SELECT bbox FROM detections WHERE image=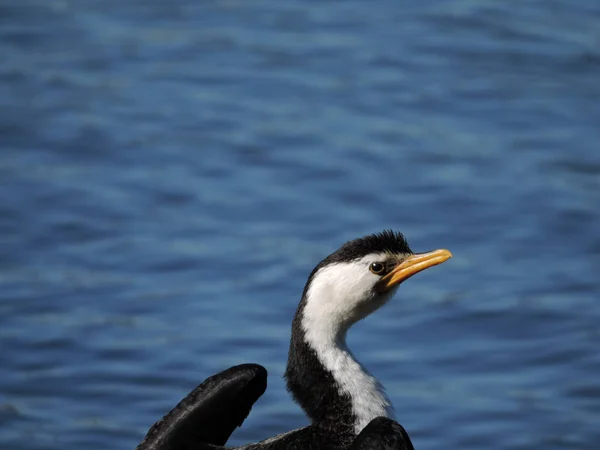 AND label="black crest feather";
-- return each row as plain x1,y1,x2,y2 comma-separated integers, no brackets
331,230,412,261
